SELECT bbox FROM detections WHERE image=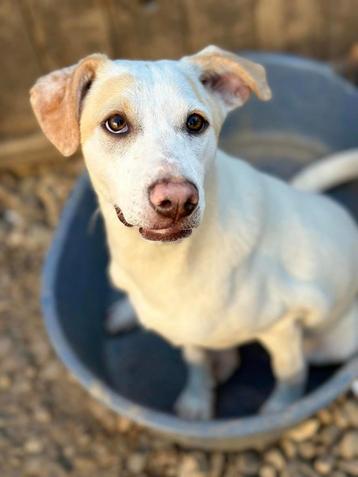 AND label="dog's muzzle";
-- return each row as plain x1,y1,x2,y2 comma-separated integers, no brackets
114,178,199,242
